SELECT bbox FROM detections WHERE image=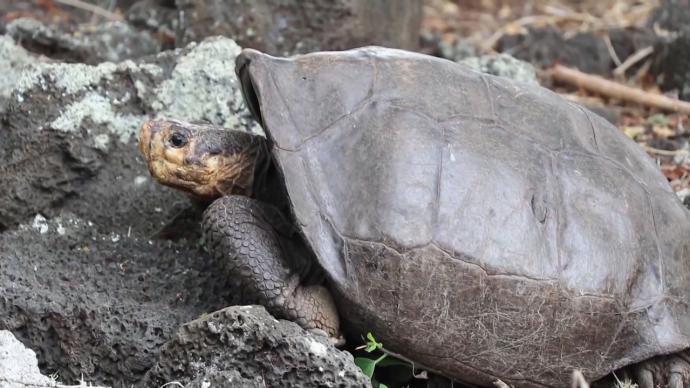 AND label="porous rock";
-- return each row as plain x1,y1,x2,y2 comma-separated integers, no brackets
186,370,264,388
498,26,611,74
129,0,423,56
651,30,690,100
0,35,42,102
6,17,161,64
0,36,259,234
140,305,371,388
0,213,234,386
646,0,690,33
0,330,55,388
